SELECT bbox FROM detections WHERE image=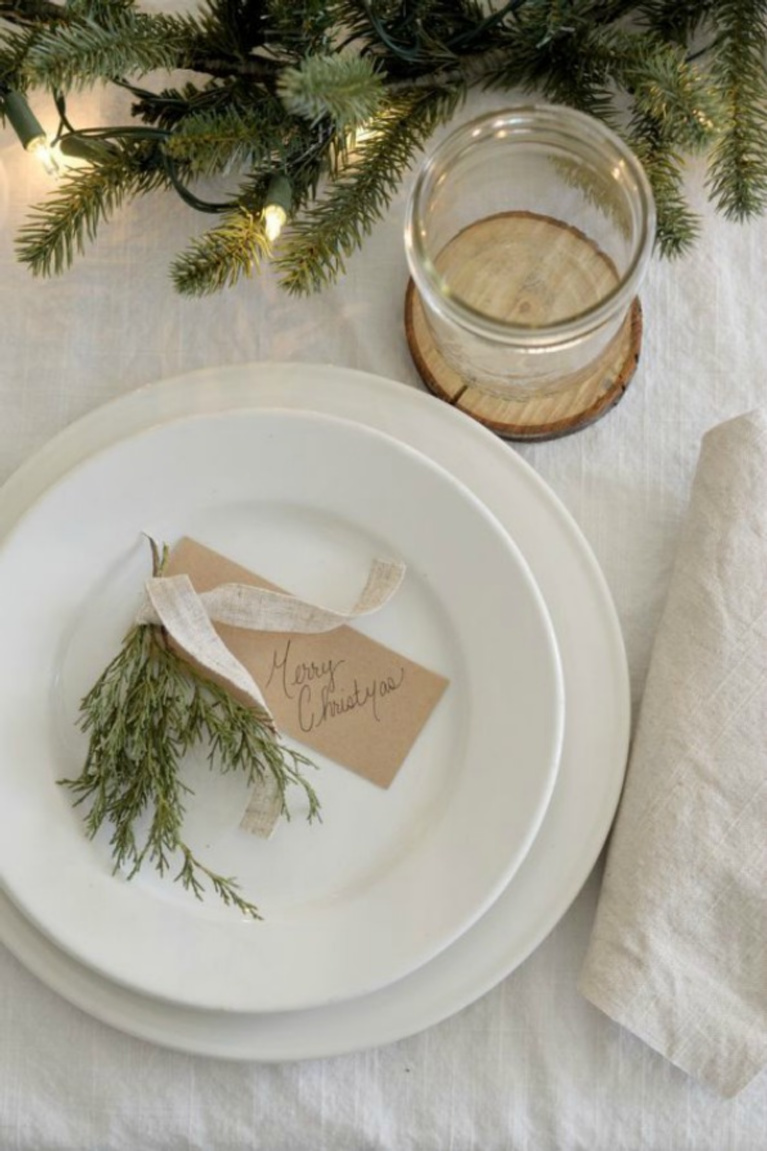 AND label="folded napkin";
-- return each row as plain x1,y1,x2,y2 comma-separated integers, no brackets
579,408,767,1098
